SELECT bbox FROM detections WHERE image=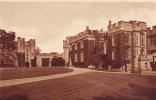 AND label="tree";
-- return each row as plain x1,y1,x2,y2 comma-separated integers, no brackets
0,30,16,66
51,57,65,66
